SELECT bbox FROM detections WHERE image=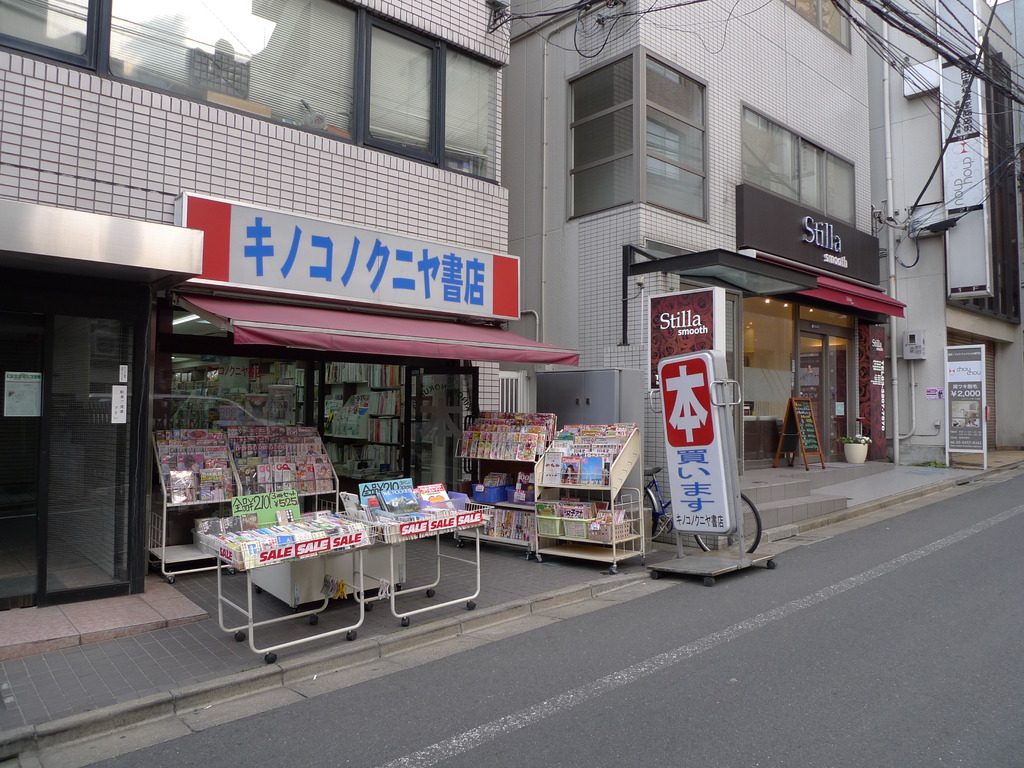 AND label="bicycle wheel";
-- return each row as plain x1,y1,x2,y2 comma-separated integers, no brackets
692,492,762,554
645,487,673,538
